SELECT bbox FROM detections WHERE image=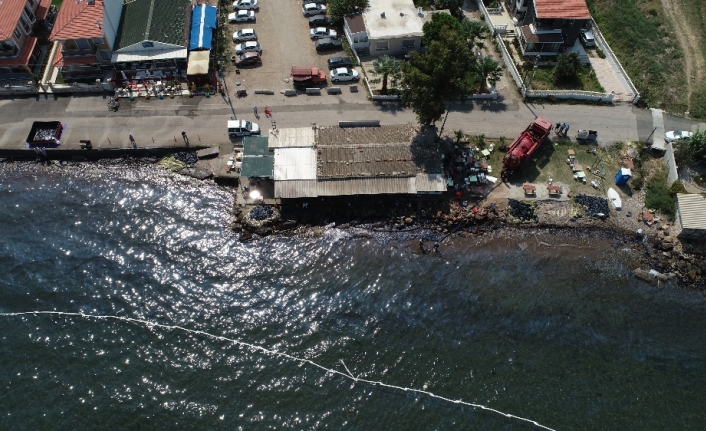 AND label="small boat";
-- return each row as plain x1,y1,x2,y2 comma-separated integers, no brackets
607,188,621,210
